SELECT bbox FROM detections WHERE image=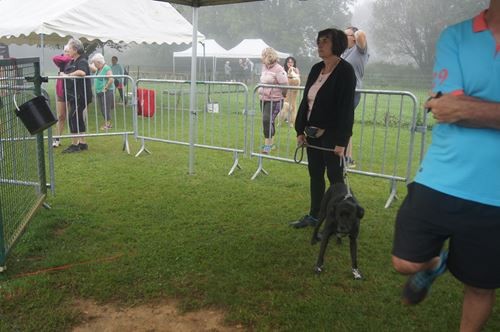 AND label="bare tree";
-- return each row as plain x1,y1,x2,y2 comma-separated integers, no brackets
372,0,488,72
